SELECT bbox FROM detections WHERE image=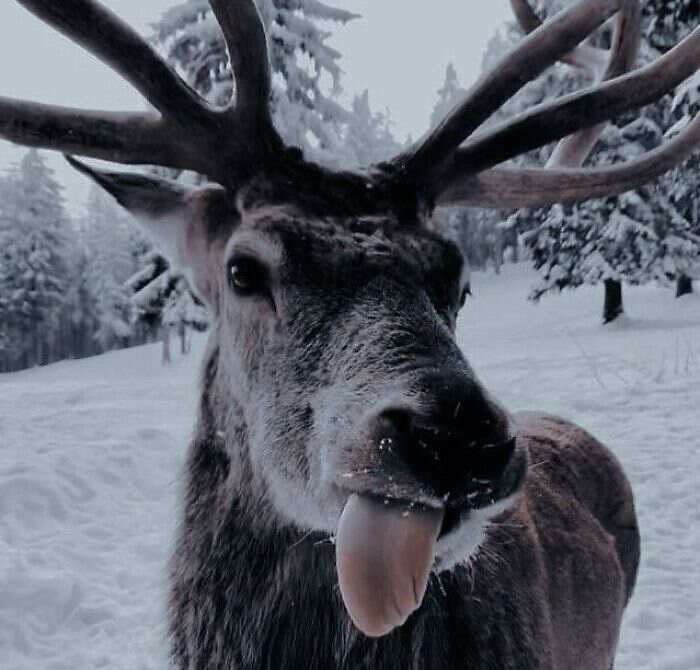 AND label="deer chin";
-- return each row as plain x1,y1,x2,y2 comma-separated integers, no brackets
335,493,444,637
